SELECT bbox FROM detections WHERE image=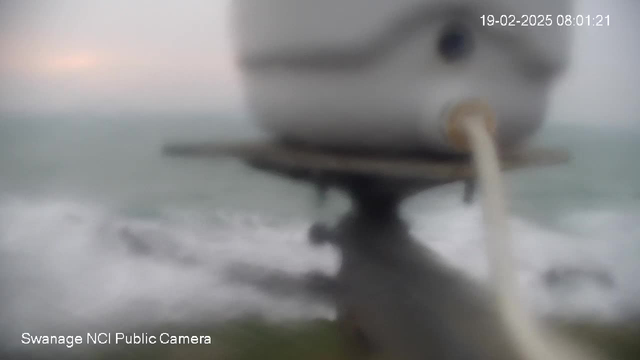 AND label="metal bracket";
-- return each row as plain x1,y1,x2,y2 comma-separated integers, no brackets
463,178,476,205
